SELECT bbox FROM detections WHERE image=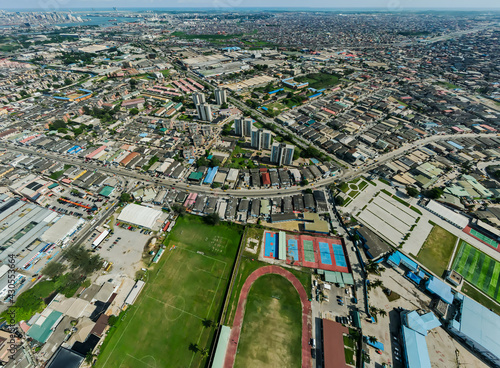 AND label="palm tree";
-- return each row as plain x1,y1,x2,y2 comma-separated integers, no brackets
365,261,380,275
202,319,213,328
378,309,387,318
85,352,94,364
200,348,209,359
368,335,378,344
370,306,378,317
188,343,199,353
